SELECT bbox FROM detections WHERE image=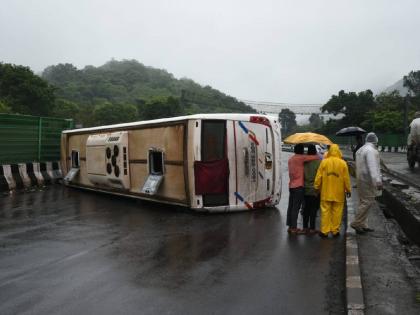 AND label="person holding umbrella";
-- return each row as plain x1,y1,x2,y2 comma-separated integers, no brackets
336,126,366,161
352,134,364,161
286,143,321,234
283,133,333,234
303,144,322,234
